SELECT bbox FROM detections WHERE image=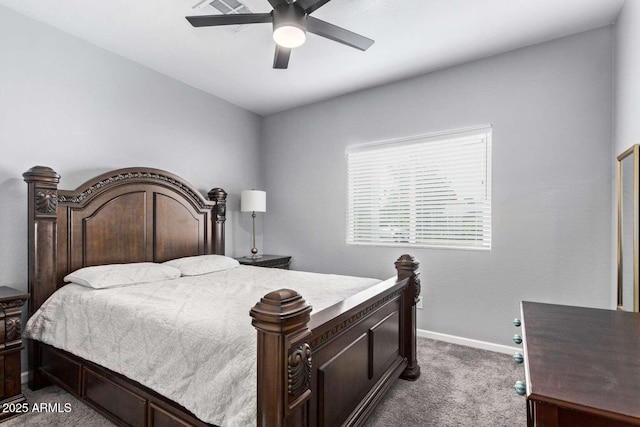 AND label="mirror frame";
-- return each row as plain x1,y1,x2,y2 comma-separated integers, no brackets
617,144,640,312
